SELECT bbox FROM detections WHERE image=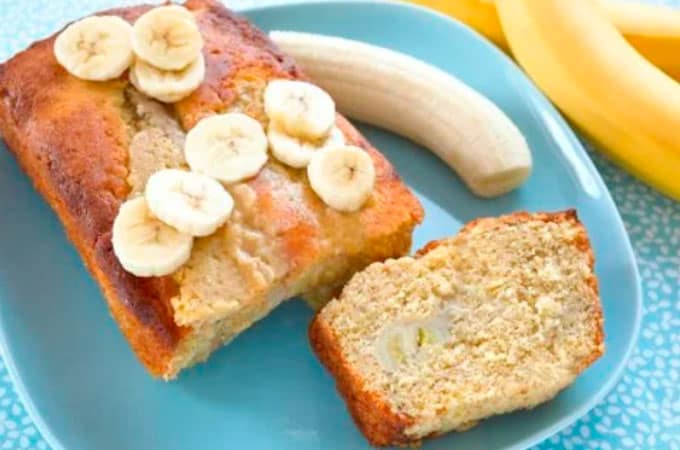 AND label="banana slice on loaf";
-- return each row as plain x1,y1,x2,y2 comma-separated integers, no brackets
310,210,604,447
53,15,133,81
